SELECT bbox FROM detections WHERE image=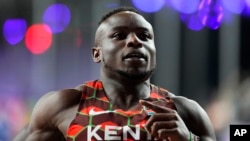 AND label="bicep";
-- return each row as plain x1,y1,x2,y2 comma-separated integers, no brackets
13,125,28,141
173,97,216,140
193,103,216,141
14,92,64,141
13,100,48,141
13,125,65,141
26,129,65,141
189,101,215,139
